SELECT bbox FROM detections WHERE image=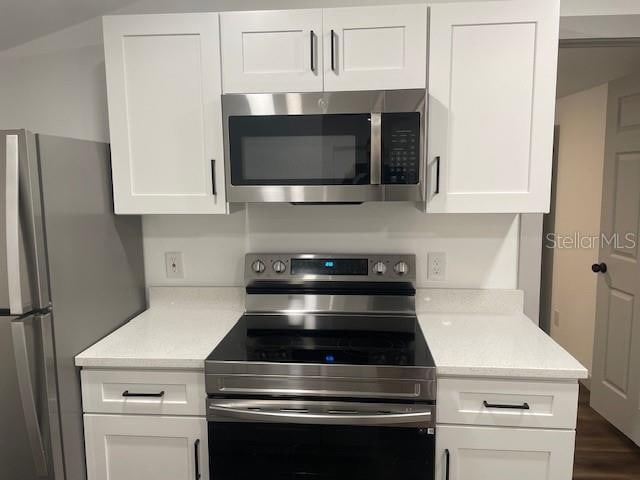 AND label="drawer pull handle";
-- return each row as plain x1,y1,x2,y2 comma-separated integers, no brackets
122,390,165,398
483,400,530,410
